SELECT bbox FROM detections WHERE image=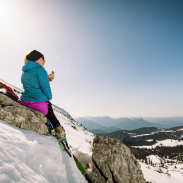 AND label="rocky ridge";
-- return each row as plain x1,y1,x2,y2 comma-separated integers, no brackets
86,135,146,183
